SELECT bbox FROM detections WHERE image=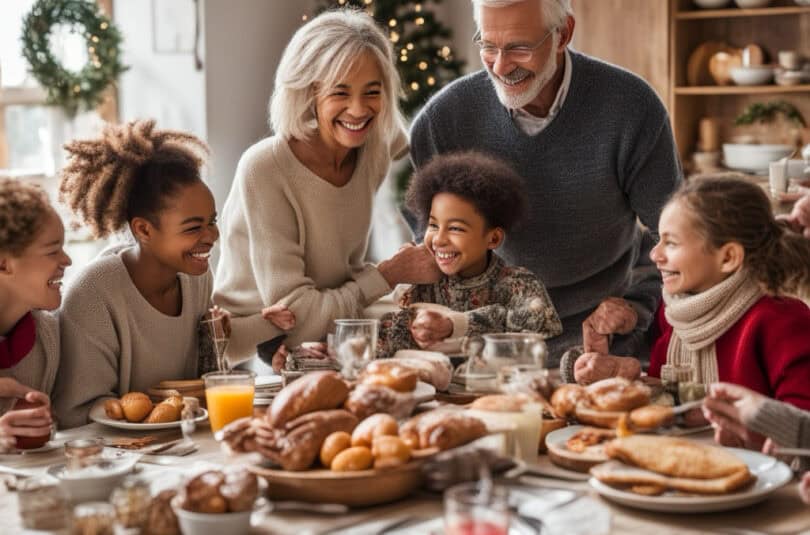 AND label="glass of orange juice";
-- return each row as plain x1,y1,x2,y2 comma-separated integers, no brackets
203,370,256,432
